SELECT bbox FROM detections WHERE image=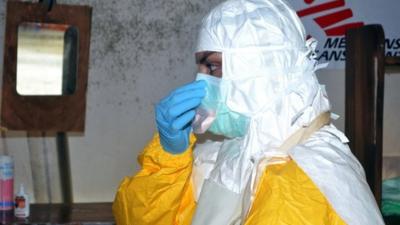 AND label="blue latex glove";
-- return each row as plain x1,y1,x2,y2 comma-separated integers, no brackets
155,80,206,154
